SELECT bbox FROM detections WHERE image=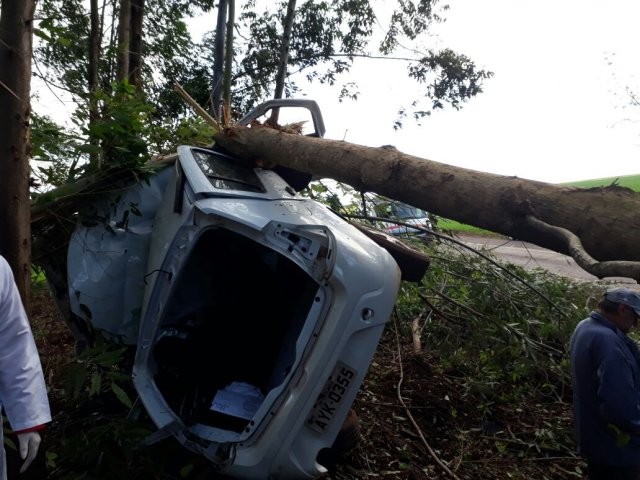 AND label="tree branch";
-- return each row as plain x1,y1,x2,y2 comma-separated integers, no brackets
0,79,22,101
525,215,640,282
343,214,566,316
